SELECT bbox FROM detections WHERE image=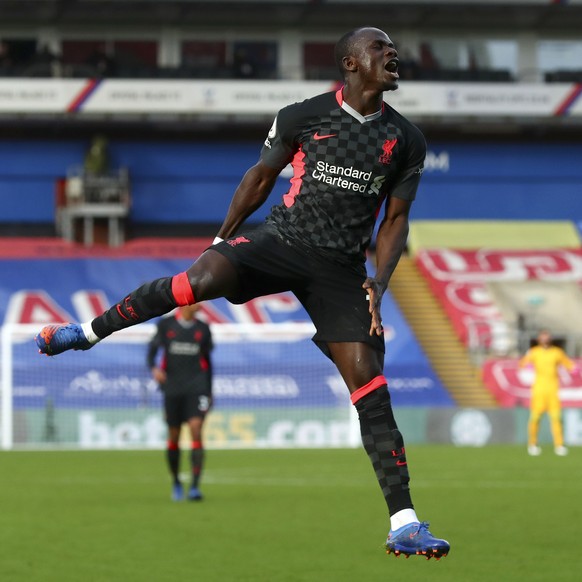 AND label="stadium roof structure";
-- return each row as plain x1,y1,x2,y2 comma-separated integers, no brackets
1,0,582,31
